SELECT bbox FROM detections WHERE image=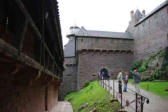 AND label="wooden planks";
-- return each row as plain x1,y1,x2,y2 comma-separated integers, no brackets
0,38,60,79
